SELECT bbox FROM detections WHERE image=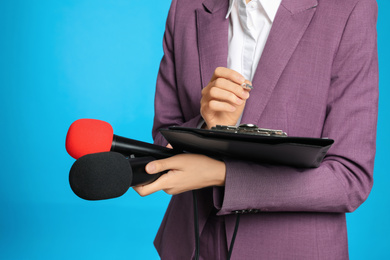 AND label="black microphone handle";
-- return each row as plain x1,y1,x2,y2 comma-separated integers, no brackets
112,134,179,159
128,156,168,186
